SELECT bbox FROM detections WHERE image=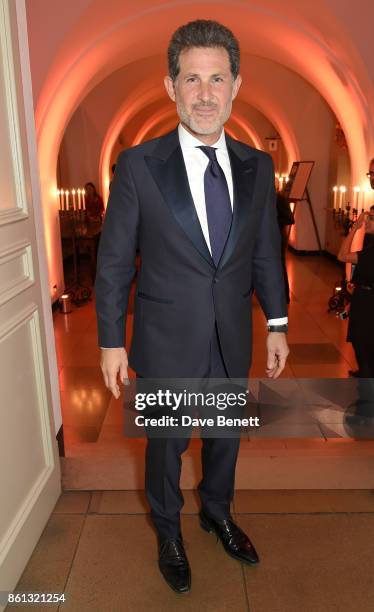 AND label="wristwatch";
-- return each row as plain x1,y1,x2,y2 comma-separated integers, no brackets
267,324,288,333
